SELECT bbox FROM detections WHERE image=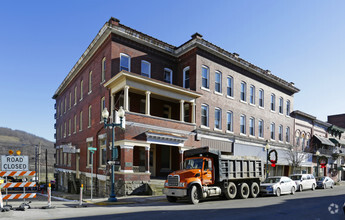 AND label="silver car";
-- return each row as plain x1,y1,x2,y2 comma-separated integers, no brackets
260,176,297,197
289,174,316,192
316,176,334,189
